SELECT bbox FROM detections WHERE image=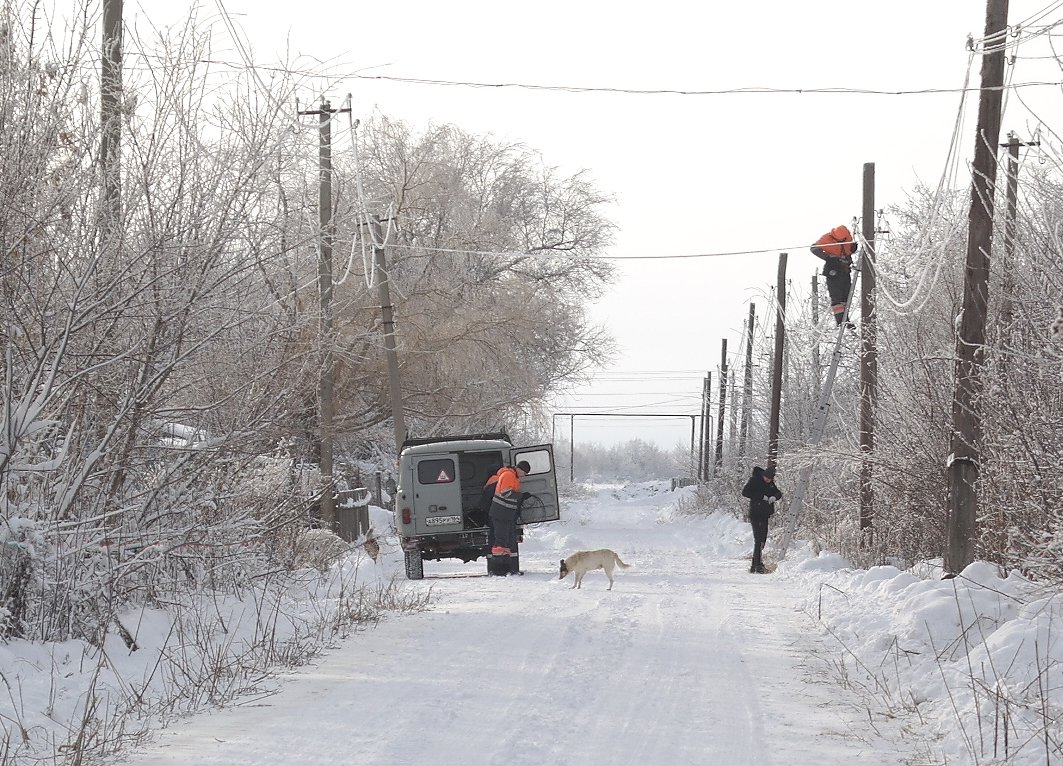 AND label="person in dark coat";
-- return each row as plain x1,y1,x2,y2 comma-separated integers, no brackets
741,465,783,573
